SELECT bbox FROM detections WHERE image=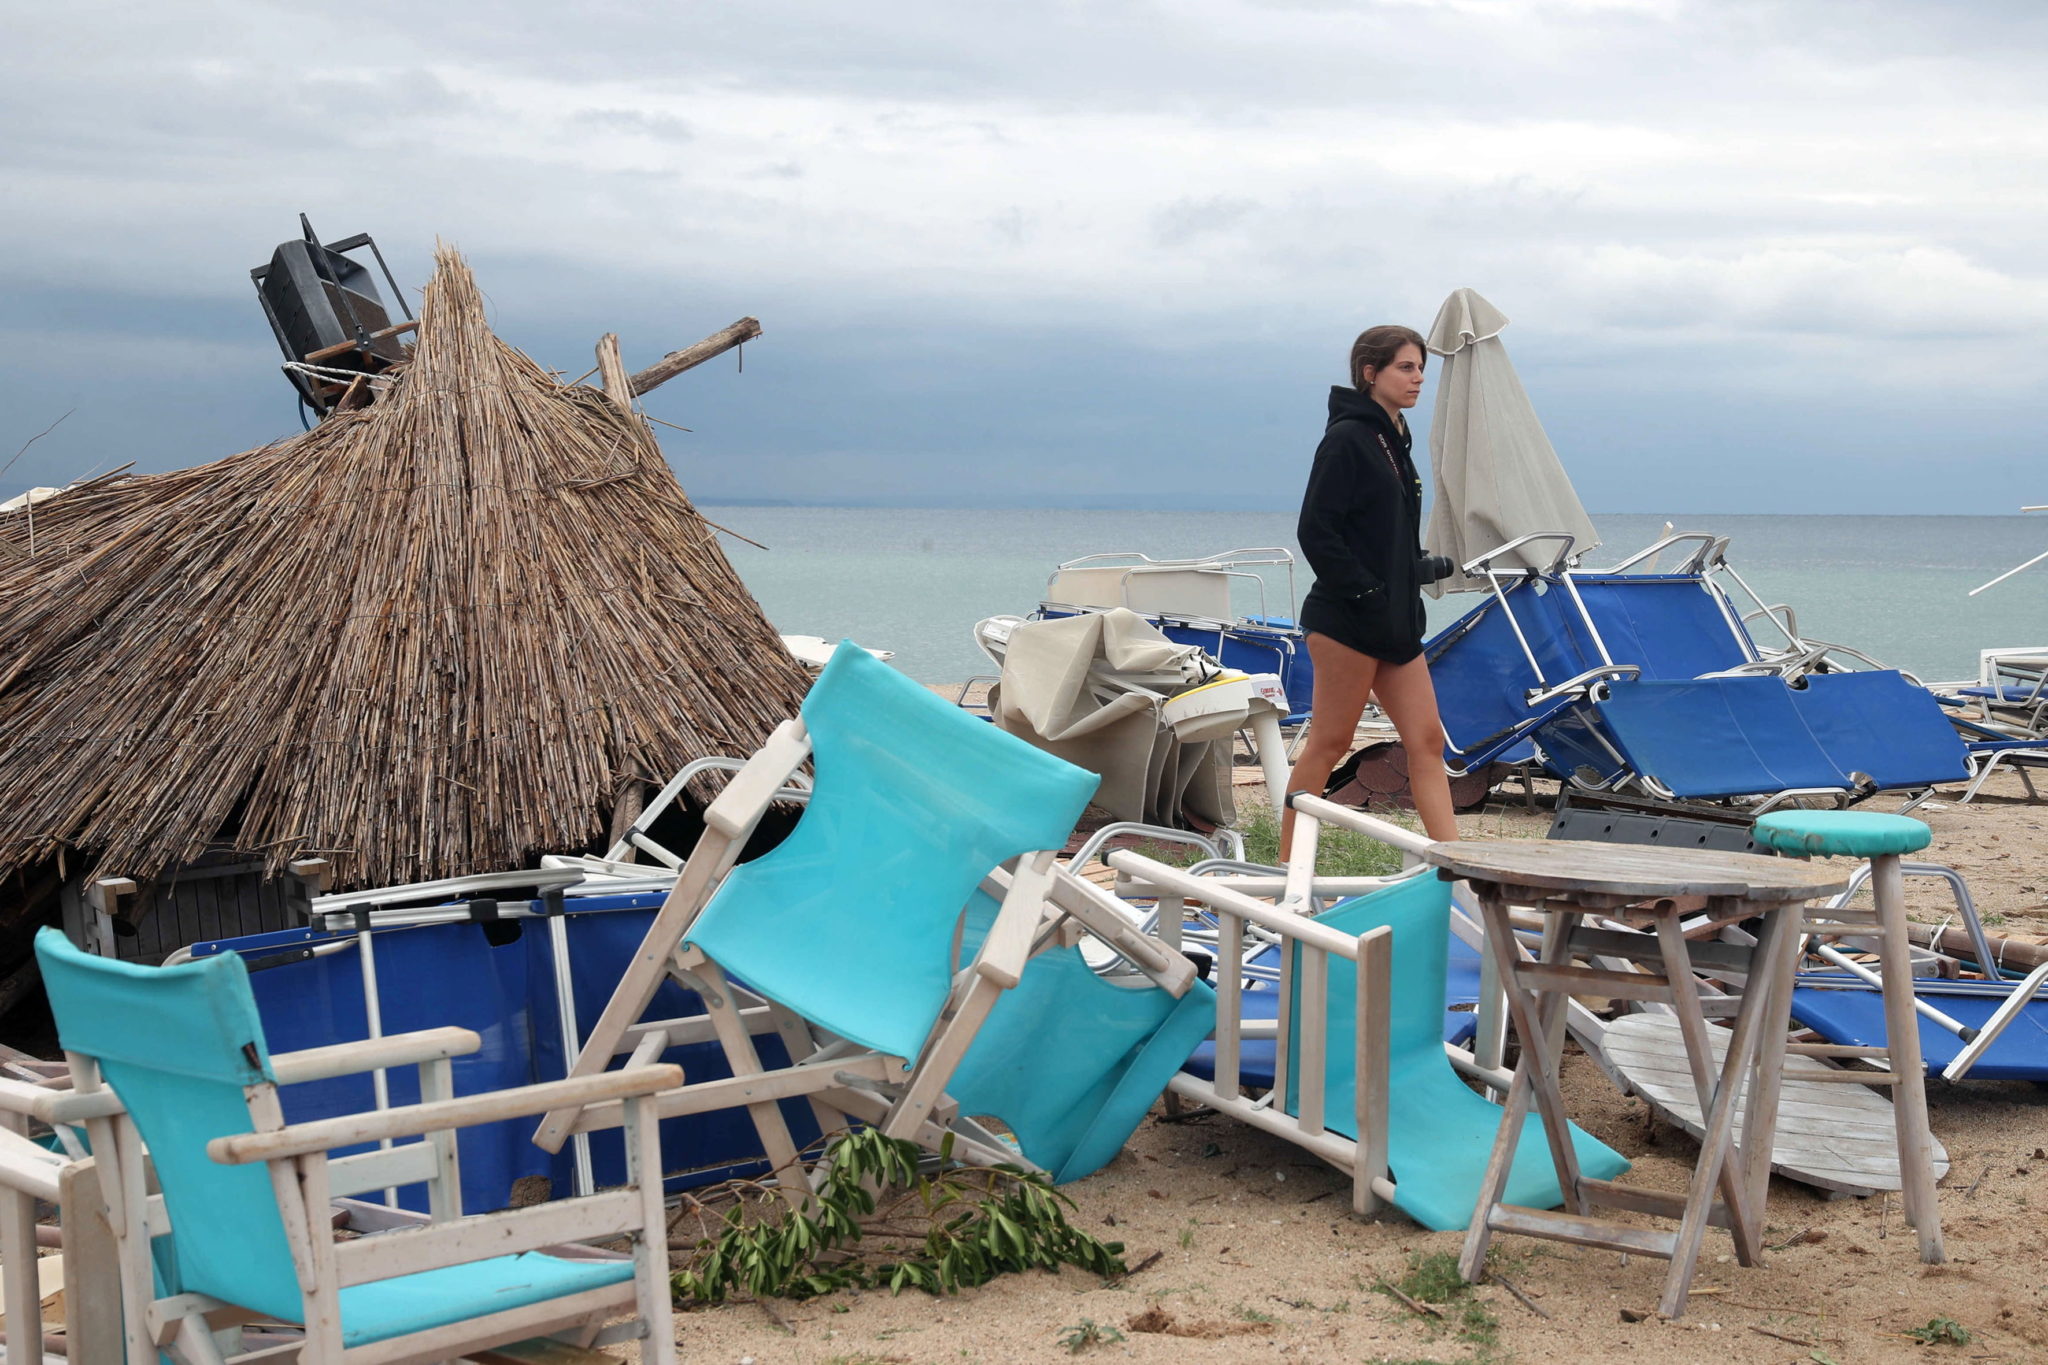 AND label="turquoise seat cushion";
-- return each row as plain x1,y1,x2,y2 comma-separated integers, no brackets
1752,810,1931,858
1283,874,1630,1231
338,1253,633,1347
946,892,1217,1183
